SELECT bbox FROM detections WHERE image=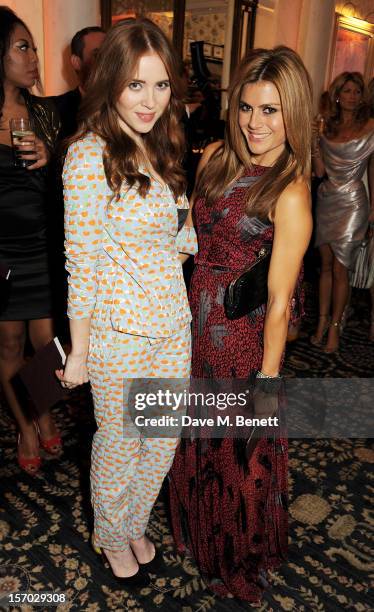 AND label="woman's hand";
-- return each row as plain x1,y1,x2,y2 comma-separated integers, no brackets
55,353,89,390
25,135,50,170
